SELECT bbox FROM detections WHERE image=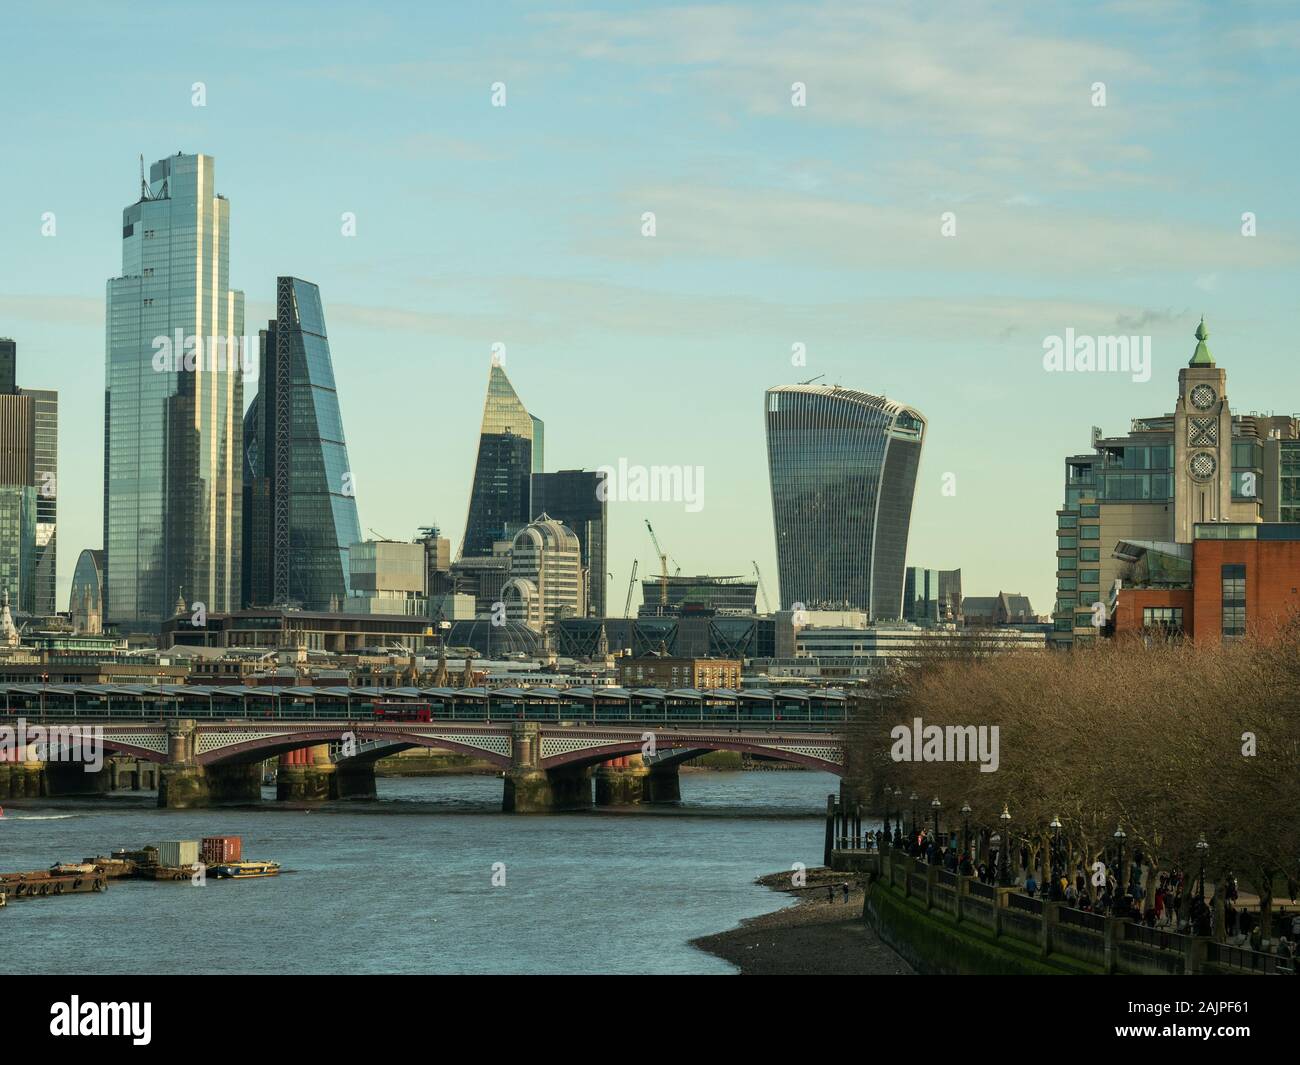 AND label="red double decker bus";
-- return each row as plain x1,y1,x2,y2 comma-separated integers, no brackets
372,701,432,722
